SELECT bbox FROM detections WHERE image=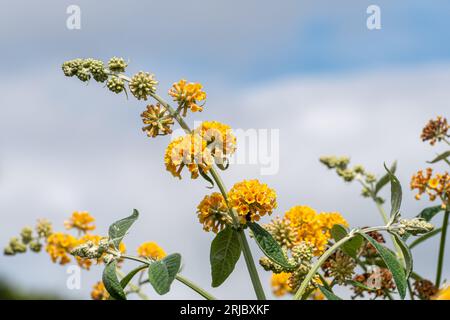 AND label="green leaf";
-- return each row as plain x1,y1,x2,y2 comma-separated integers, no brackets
319,286,342,300
148,260,170,295
162,253,182,285
199,170,214,189
383,163,402,218
375,161,397,195
427,151,450,164
330,224,363,259
108,209,139,249
360,232,407,299
409,227,444,249
102,261,126,300
391,233,413,279
248,222,292,269
210,227,241,287
120,264,148,289
417,205,443,222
